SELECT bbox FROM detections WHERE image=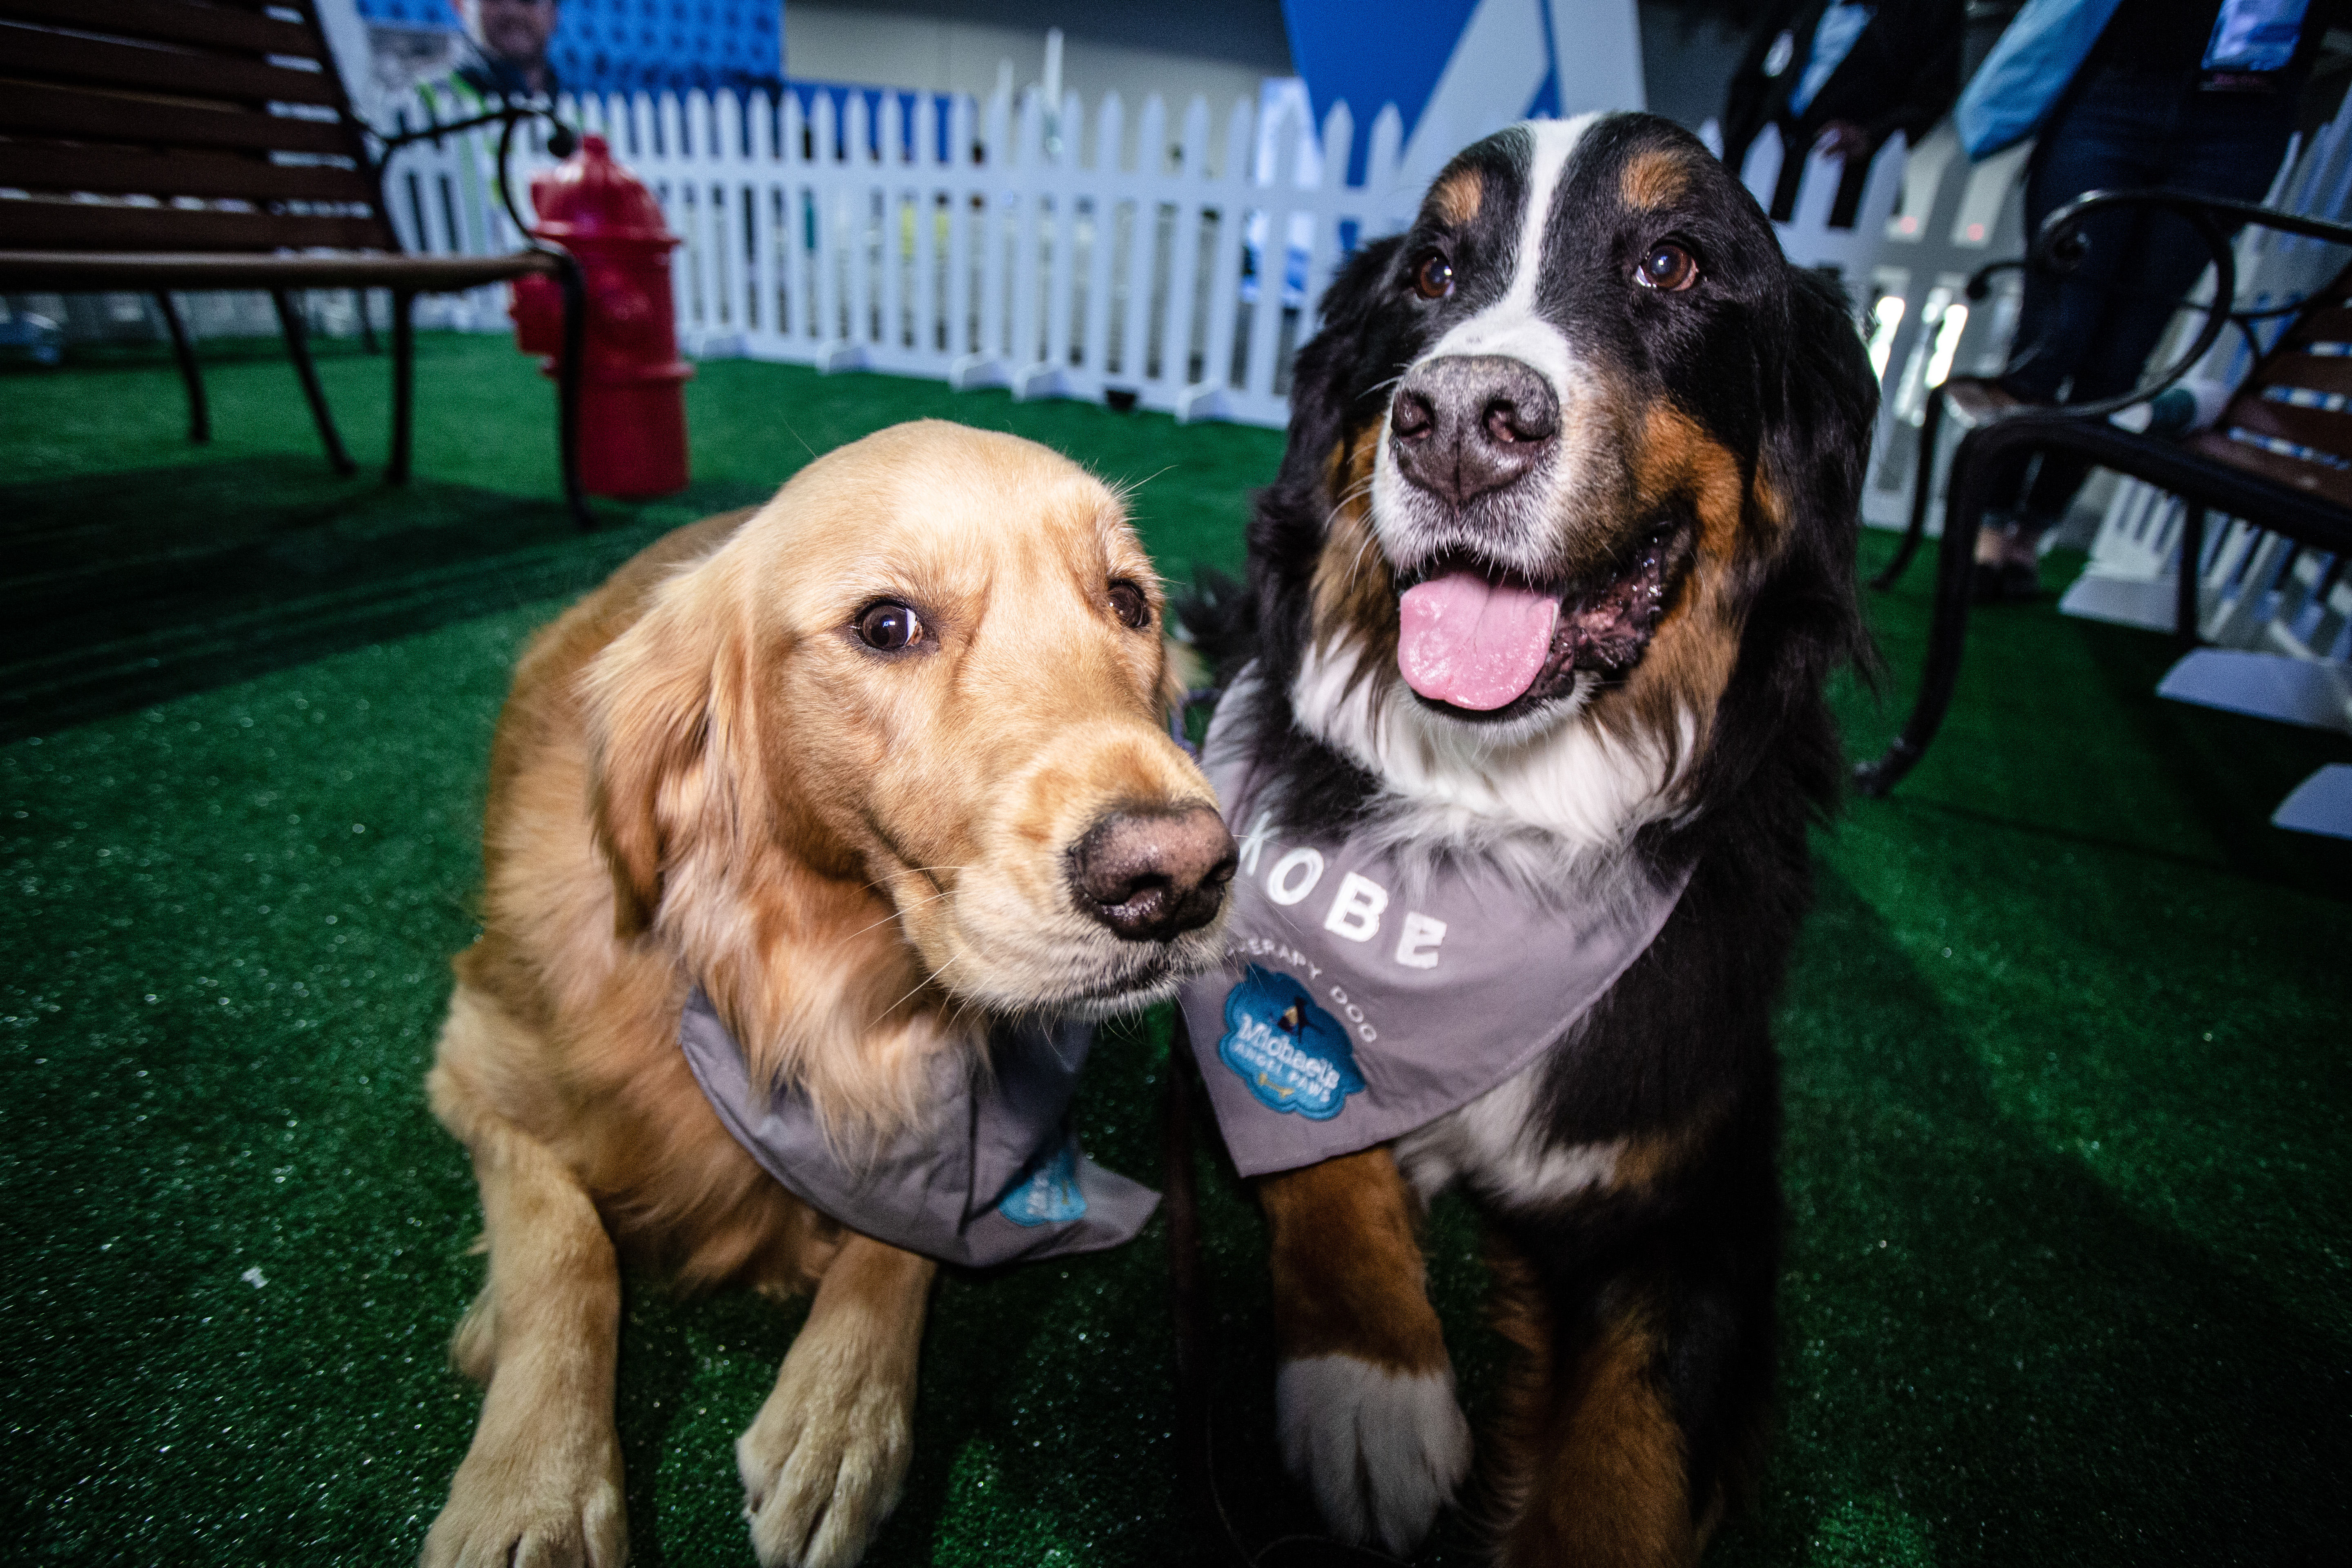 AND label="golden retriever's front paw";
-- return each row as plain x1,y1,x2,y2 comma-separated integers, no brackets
736,1359,914,1568
419,1427,626,1568
1277,1353,1472,1552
